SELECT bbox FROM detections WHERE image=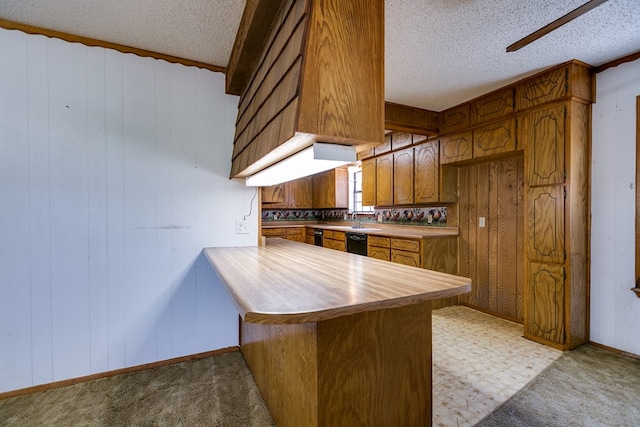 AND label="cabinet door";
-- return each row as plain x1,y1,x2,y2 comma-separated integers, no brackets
361,158,376,207
312,172,330,208
414,140,440,203
292,176,313,208
526,261,565,344
394,147,414,205
262,184,287,203
391,250,420,267
520,105,566,186
527,186,565,264
440,131,472,164
376,153,394,206
473,118,516,158
368,246,390,261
